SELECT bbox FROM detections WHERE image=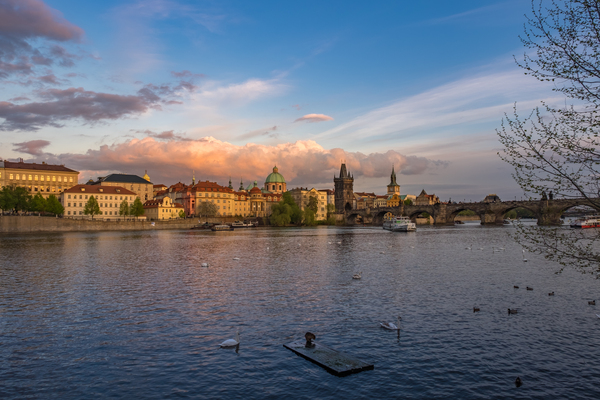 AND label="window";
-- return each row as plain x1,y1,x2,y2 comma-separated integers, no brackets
79,203,82,207
9,174,13,179
41,175,44,181
85,195,88,199
35,175,38,180
58,176,62,182
16,174,19,180
47,176,50,181
79,195,82,199
68,211,71,215
68,203,71,207
53,176,56,182
69,177,73,183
